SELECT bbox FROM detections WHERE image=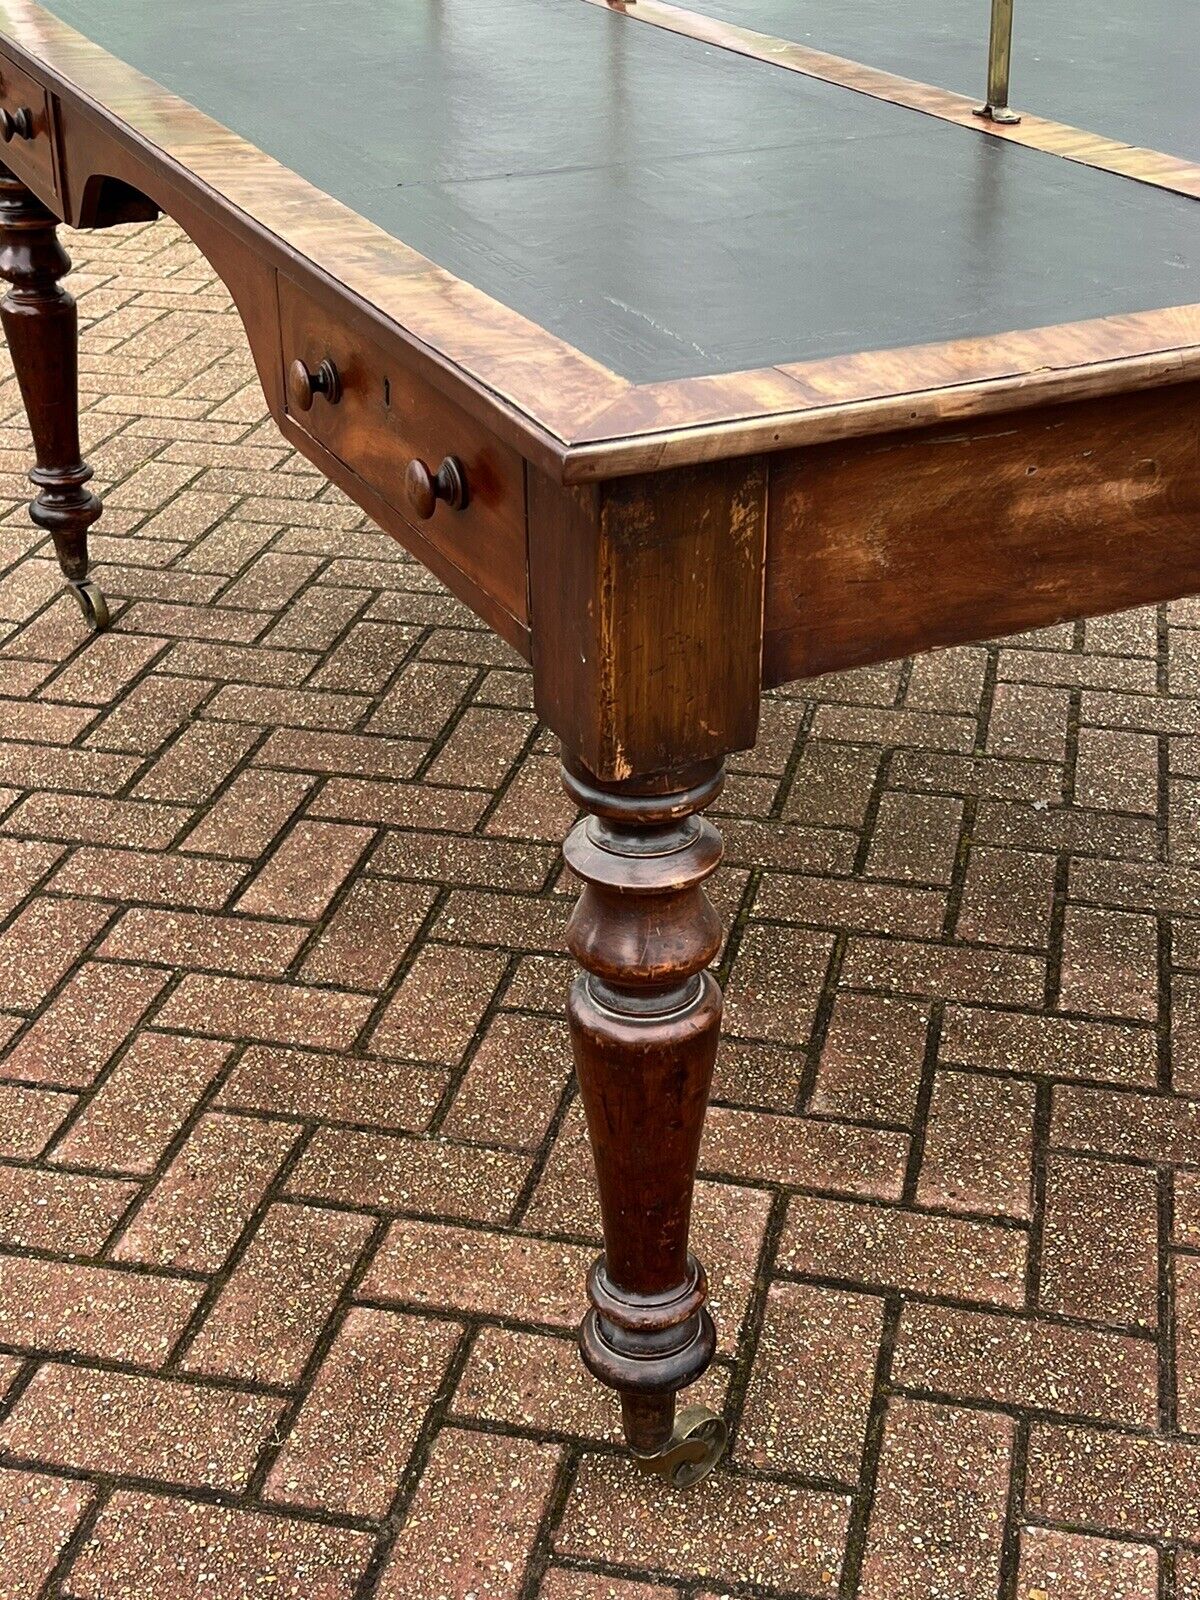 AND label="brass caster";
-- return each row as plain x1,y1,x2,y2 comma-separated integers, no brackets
635,1405,728,1490
68,577,111,631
